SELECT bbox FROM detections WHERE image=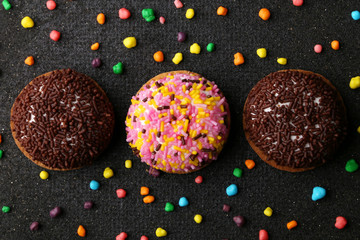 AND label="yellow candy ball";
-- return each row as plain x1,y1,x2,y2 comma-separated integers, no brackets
125,160,132,169
186,8,195,19
39,171,49,180
190,43,201,54
257,48,267,58
123,37,137,48
349,76,360,89
21,16,34,28
194,214,203,223
172,53,183,64
357,126,360,134
155,227,167,237
103,167,114,179
277,57,287,65
264,207,273,217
